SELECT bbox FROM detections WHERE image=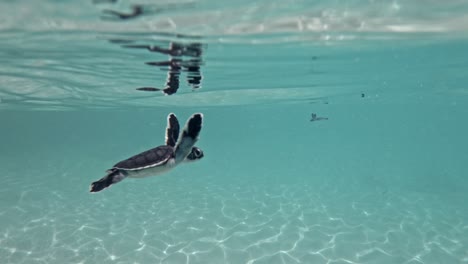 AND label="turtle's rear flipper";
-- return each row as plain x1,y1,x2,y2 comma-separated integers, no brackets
90,169,126,193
